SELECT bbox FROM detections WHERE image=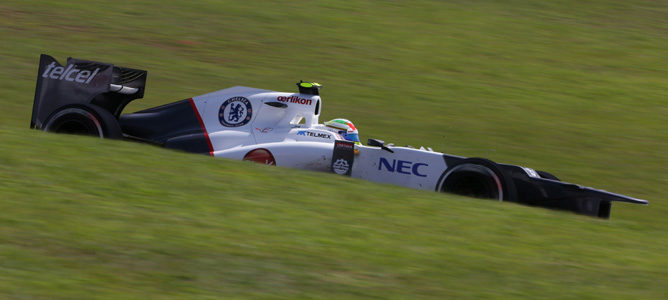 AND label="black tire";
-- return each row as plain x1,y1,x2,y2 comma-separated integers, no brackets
438,158,517,202
537,170,560,181
43,104,123,139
